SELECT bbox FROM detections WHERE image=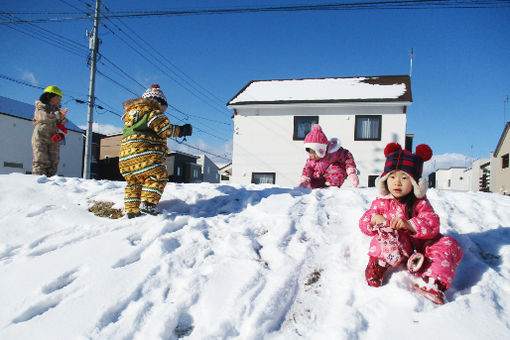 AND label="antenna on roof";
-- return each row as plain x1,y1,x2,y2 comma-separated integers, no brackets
409,48,414,78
